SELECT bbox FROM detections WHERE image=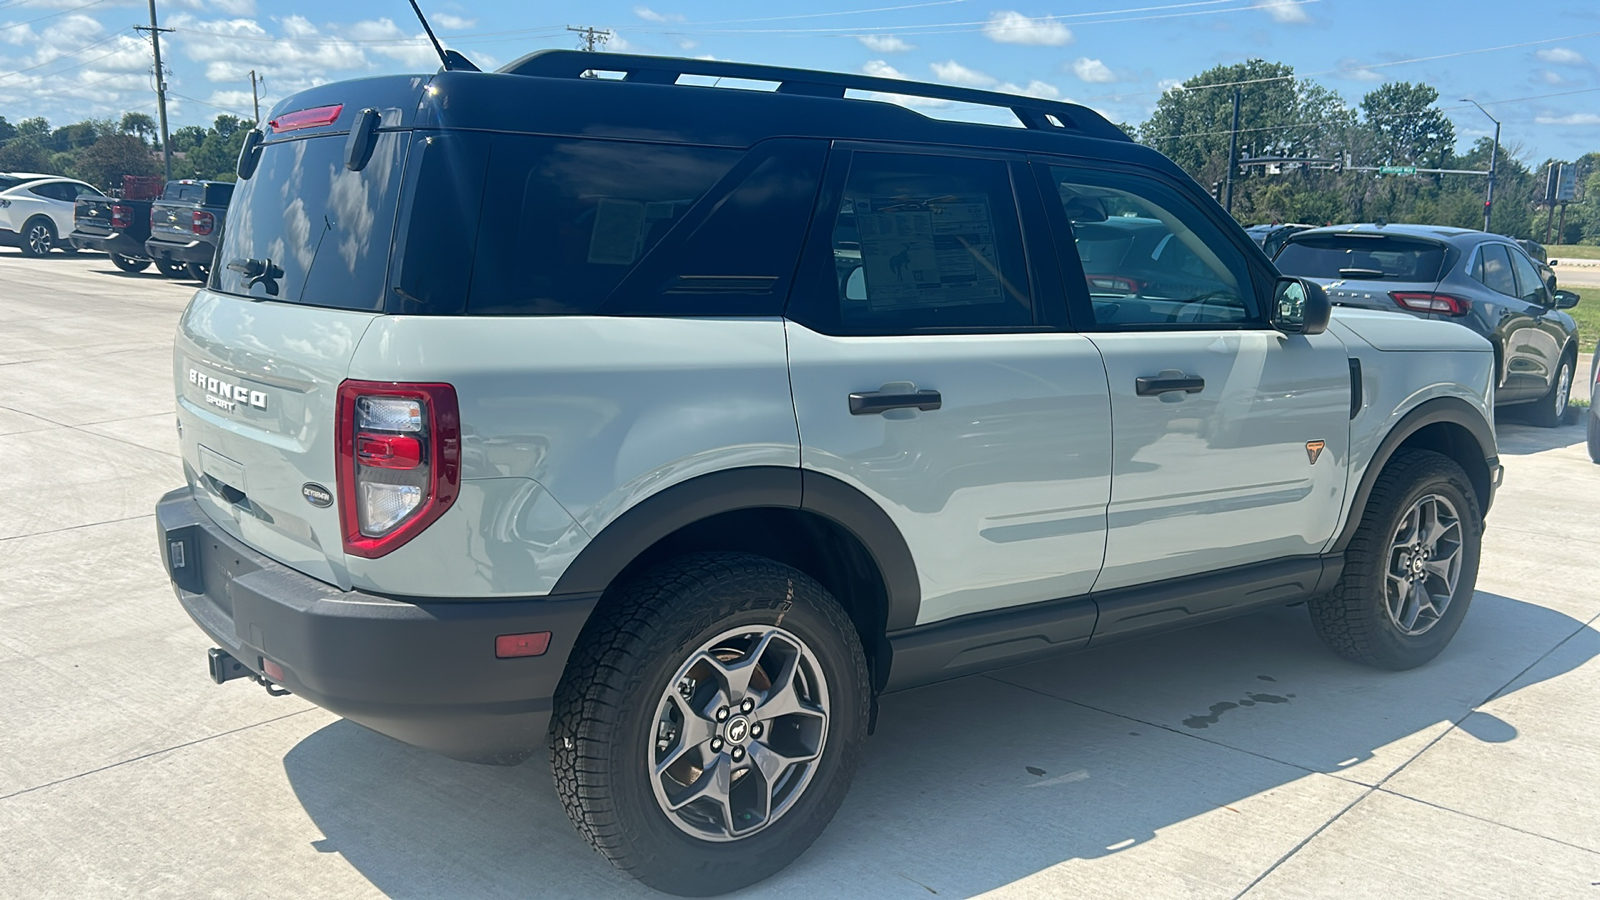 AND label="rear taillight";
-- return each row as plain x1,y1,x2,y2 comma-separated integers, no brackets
111,204,131,230
336,381,460,558
192,210,215,236
1390,291,1471,316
